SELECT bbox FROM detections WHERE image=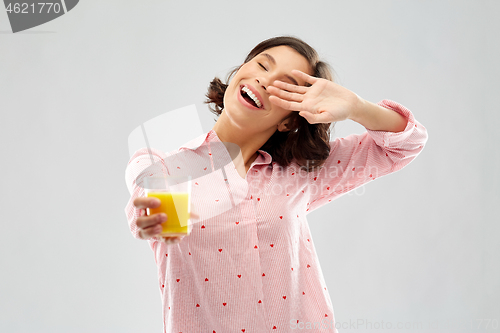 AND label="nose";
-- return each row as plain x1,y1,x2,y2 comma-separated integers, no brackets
256,78,267,91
